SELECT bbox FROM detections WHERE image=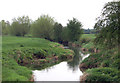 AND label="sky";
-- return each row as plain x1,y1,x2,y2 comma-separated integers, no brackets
0,0,115,29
